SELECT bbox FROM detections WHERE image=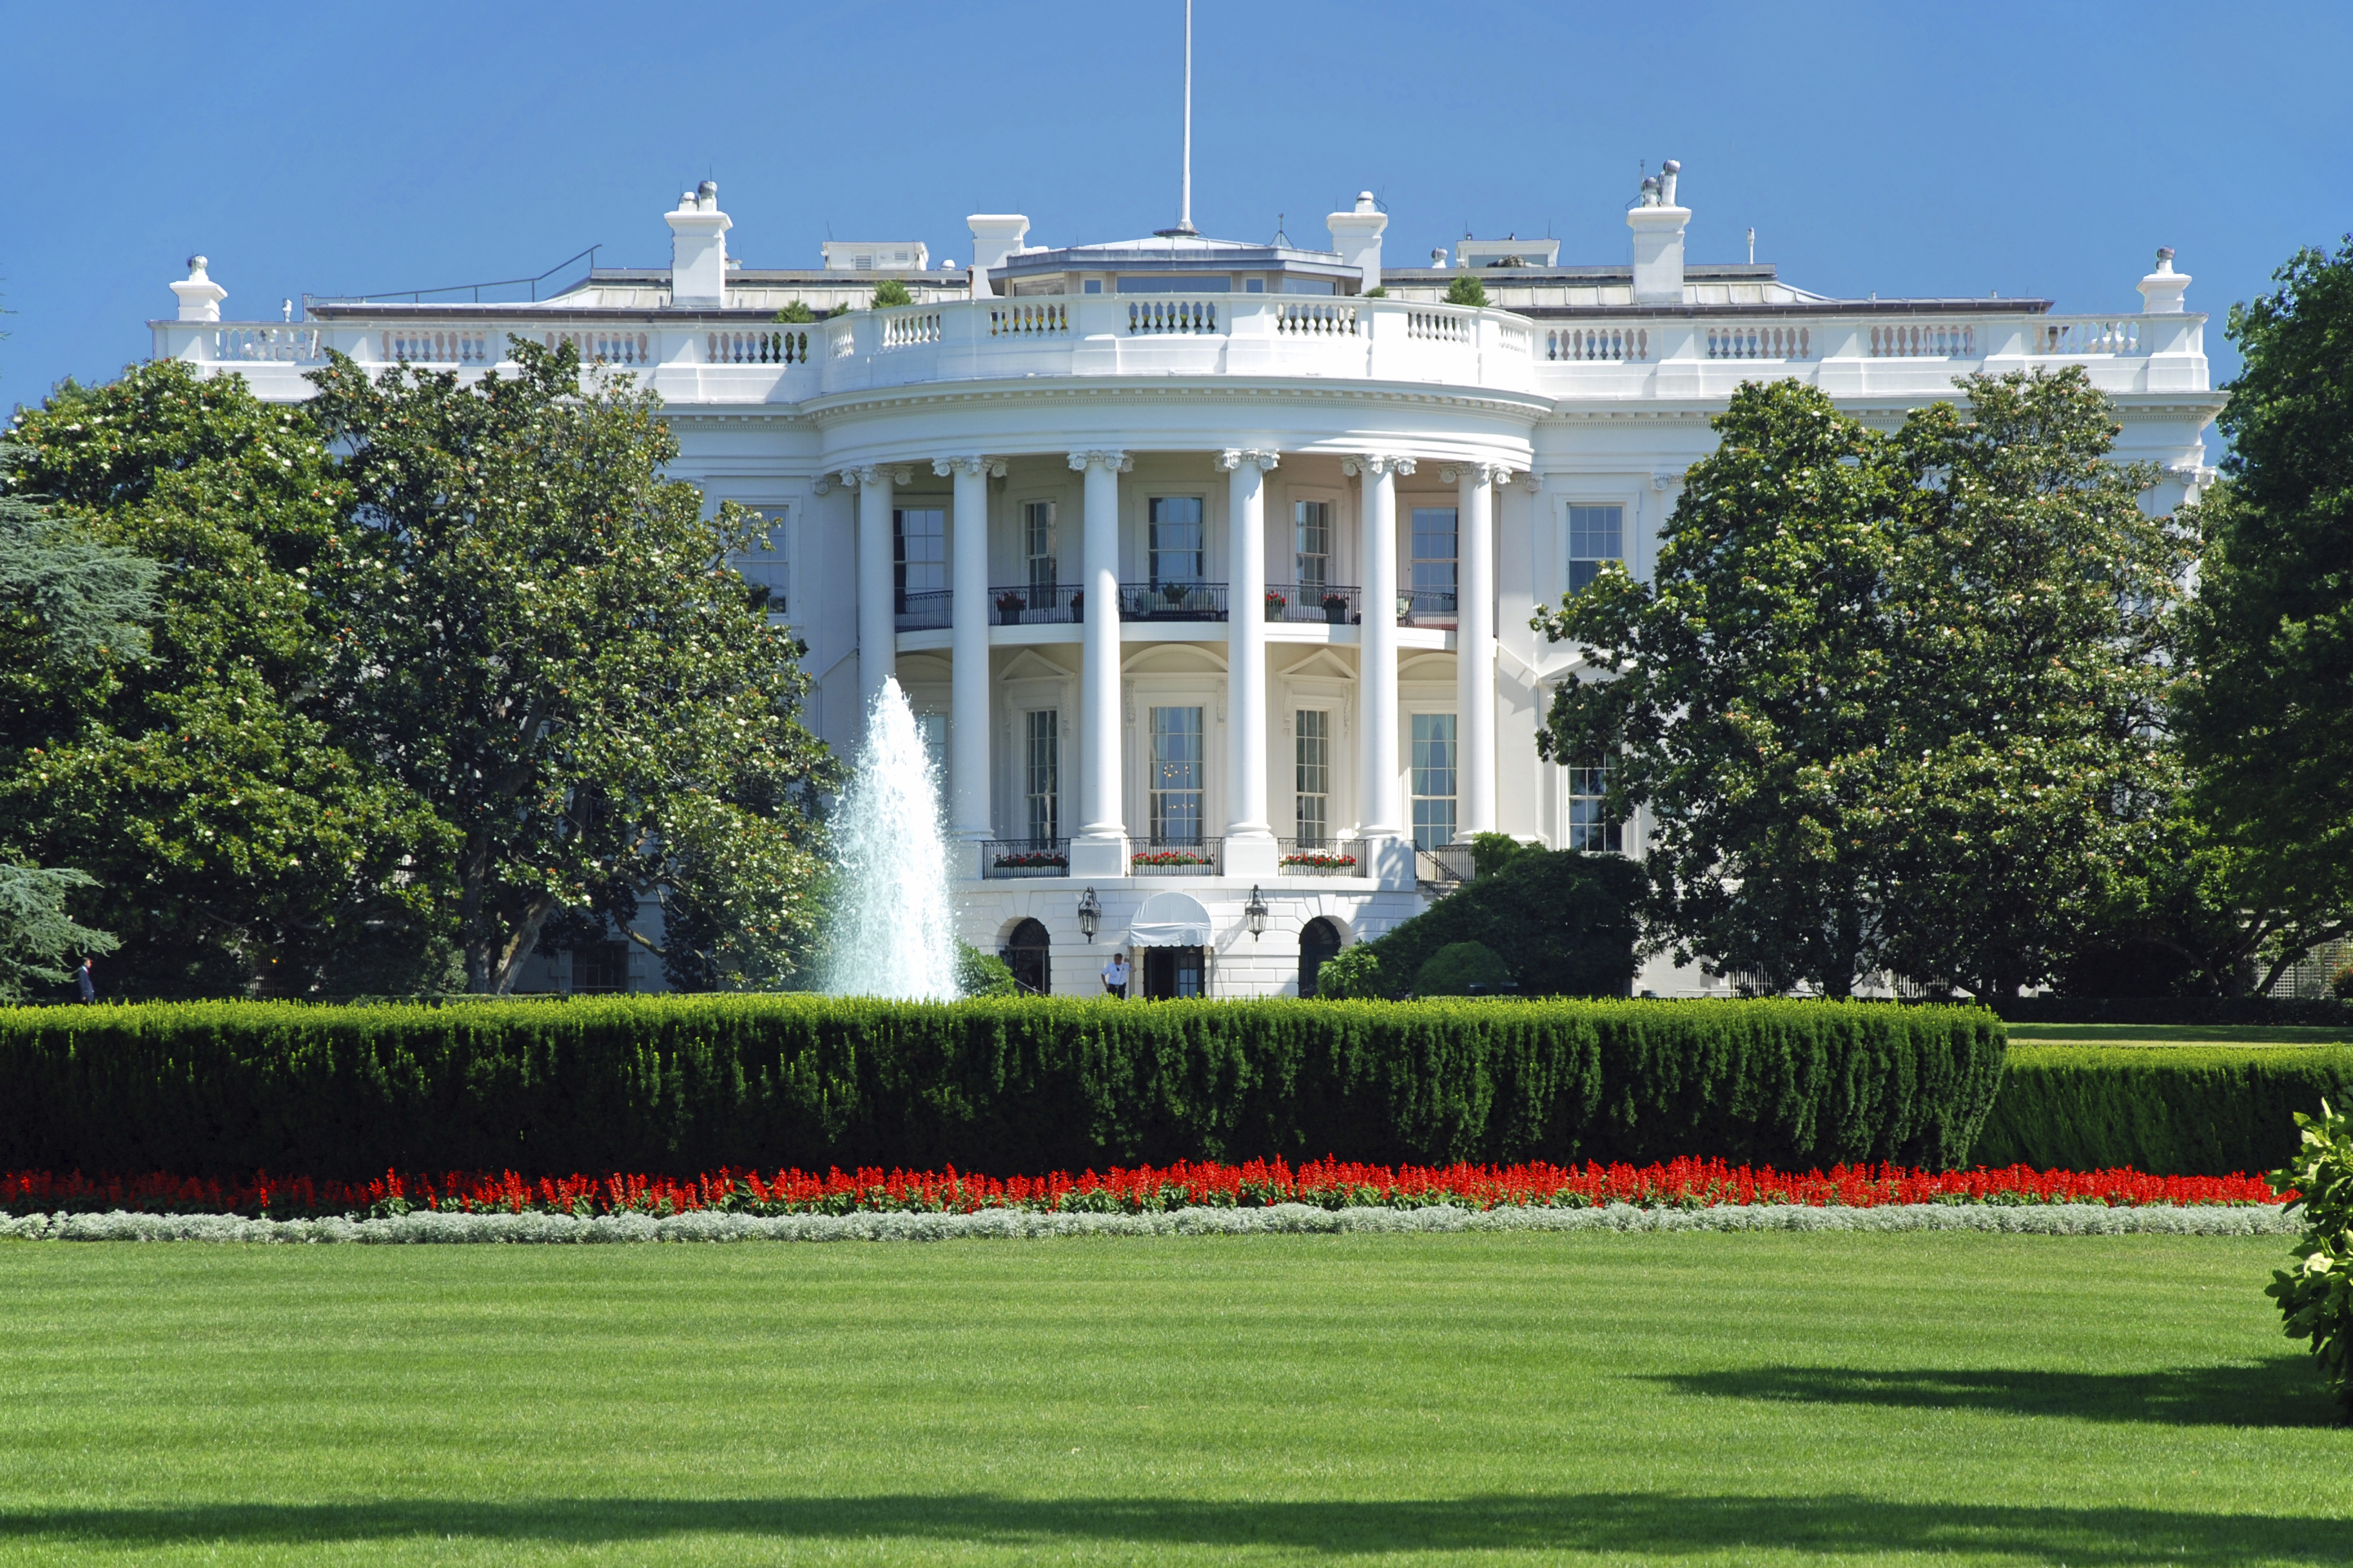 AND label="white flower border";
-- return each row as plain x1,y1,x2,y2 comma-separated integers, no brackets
0,1202,2298,1244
